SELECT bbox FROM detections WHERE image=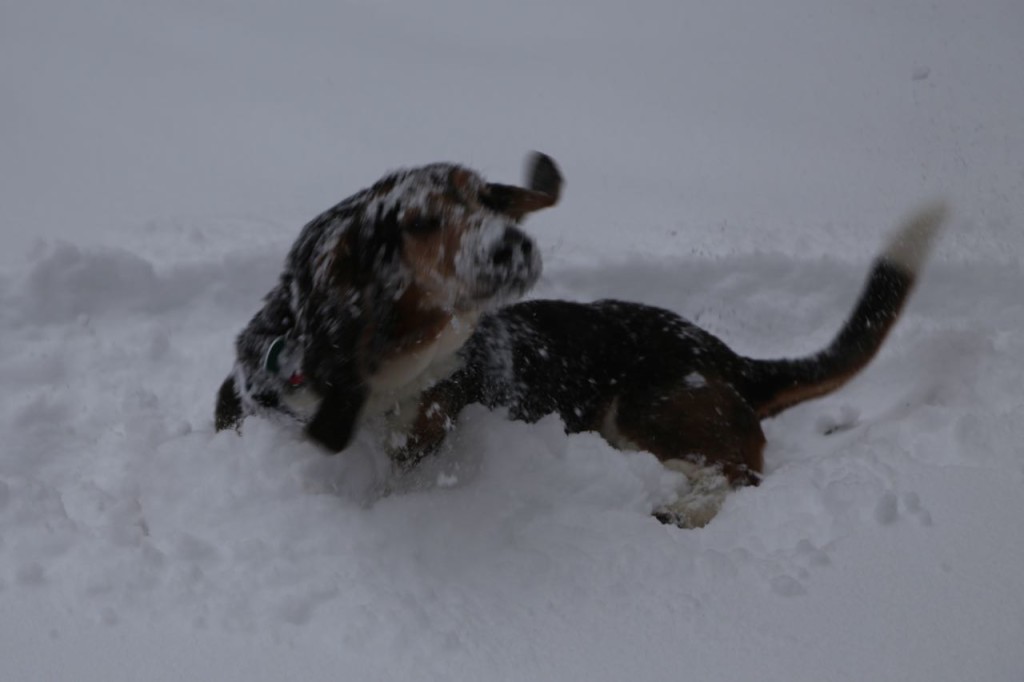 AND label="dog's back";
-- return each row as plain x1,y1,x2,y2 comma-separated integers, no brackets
460,300,739,430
